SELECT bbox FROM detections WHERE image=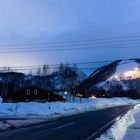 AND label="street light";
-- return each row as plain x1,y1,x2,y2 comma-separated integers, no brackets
135,68,139,71
115,75,119,80
64,91,68,95
90,95,96,99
